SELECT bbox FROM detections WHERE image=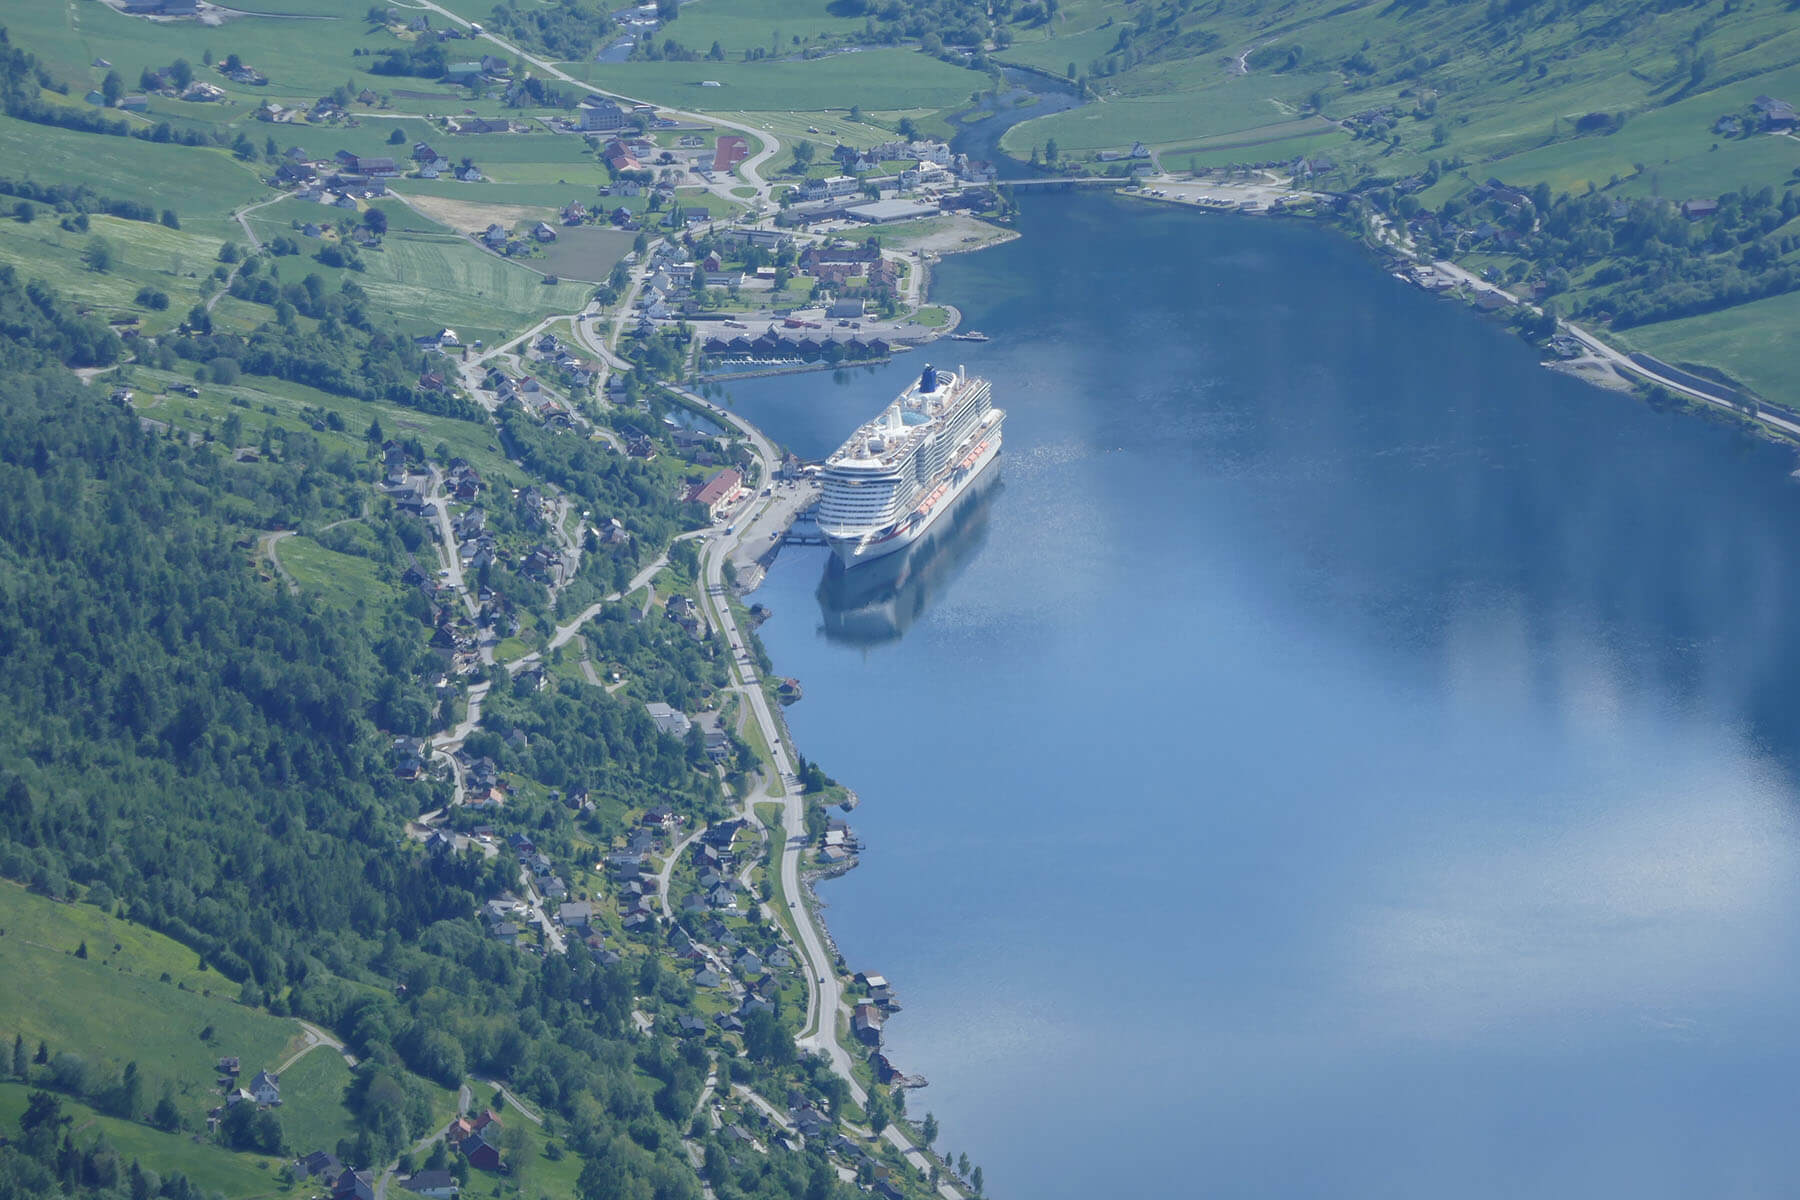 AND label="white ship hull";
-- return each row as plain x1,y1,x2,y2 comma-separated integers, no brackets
825,424,1003,565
